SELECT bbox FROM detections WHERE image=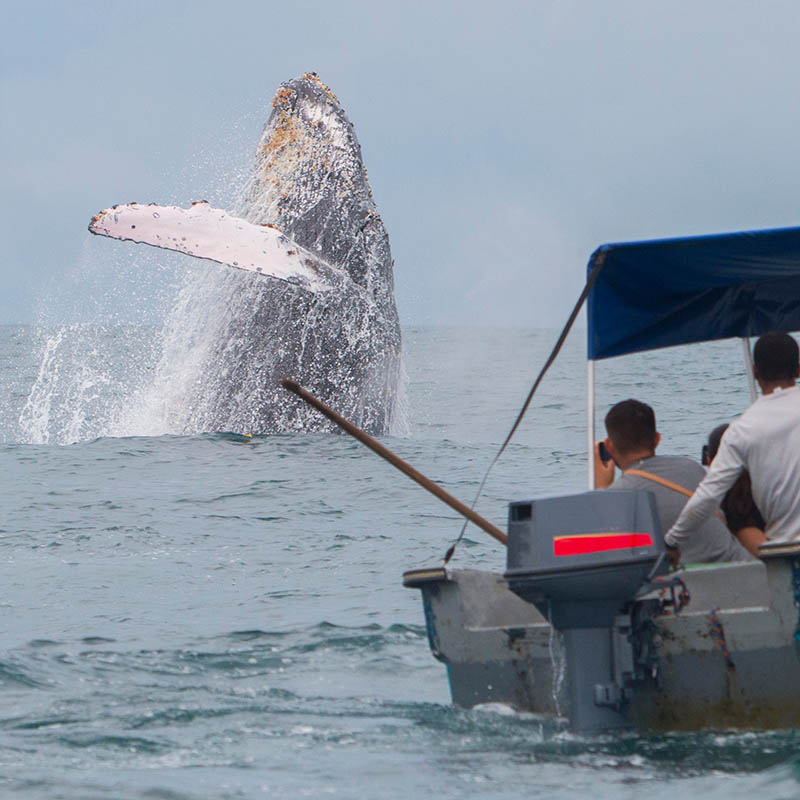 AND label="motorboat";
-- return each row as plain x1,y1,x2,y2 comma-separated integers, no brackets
403,225,800,732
